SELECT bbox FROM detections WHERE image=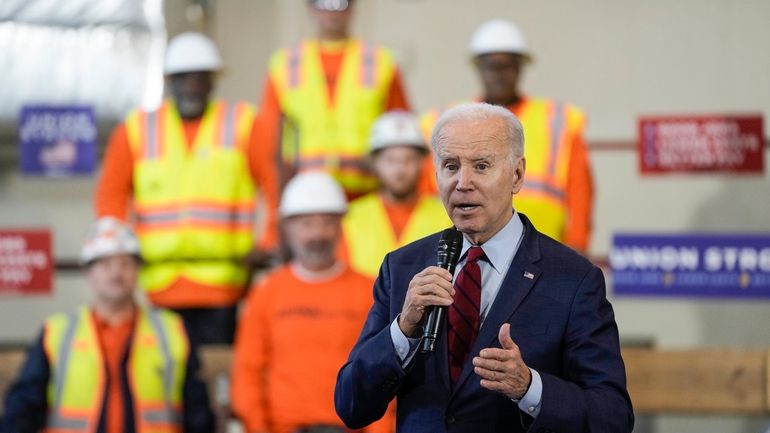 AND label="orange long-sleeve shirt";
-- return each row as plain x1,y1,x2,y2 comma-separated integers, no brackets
382,195,419,240
560,133,593,252
95,111,280,308
231,263,393,433
92,308,135,433
254,41,410,195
